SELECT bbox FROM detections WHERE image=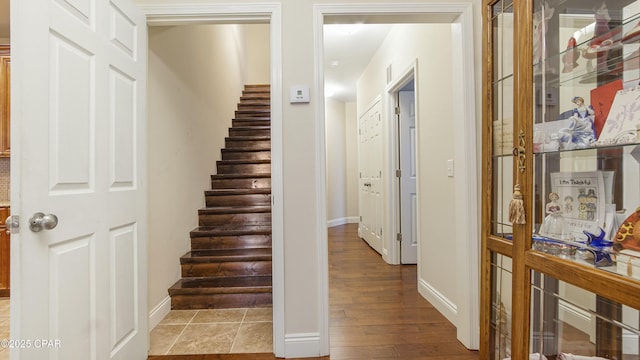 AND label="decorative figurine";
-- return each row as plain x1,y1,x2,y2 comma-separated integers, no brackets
582,228,614,267
558,97,597,149
539,192,574,240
